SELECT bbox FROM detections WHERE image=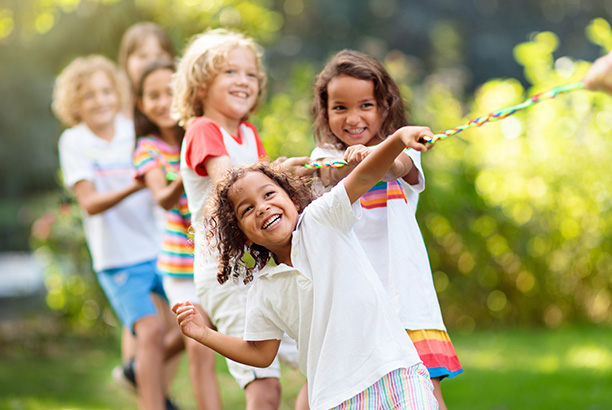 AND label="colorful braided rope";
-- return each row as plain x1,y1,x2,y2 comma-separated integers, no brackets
426,81,585,143
305,82,585,168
